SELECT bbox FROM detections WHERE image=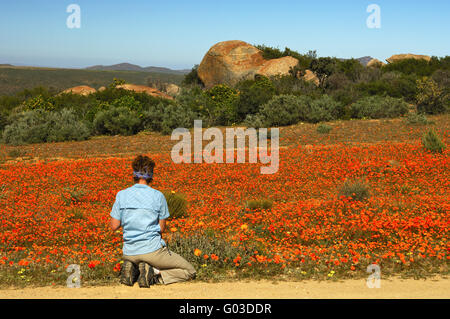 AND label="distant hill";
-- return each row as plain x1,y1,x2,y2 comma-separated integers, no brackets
0,66,185,96
356,56,374,66
86,63,191,75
